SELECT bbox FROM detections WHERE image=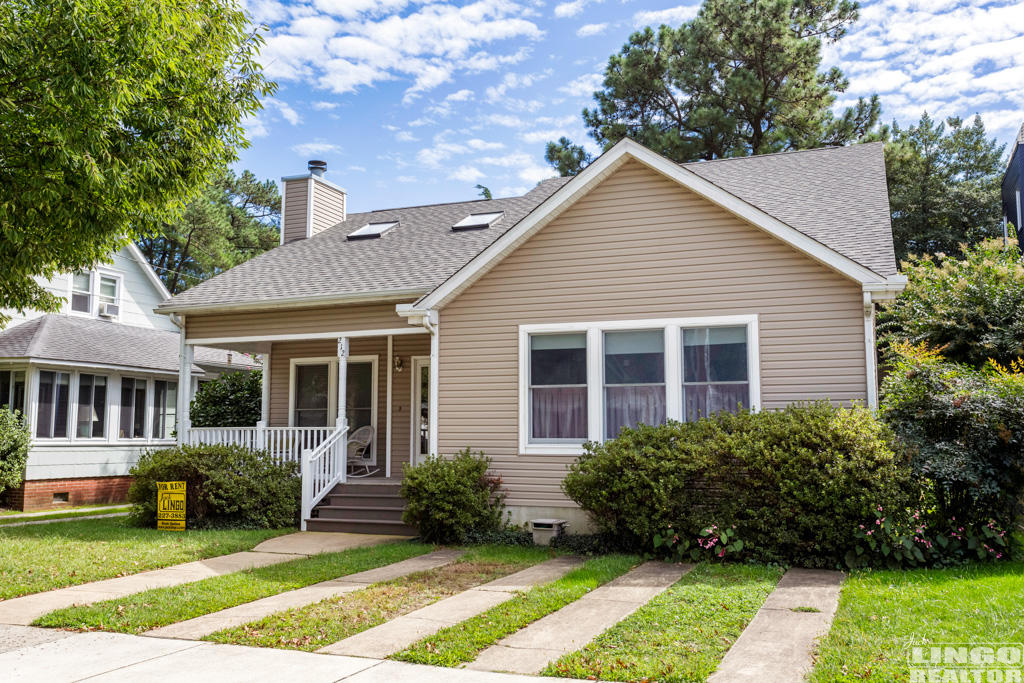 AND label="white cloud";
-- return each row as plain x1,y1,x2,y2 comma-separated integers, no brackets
482,113,525,127
449,166,486,182
396,175,417,183
467,138,505,150
446,89,474,102
348,165,367,172
520,129,571,144
555,0,599,18
242,113,269,139
265,98,301,125
291,142,342,156
408,117,435,127
396,131,418,142
559,72,603,97
633,4,699,27
577,23,608,37
485,70,552,102
312,101,339,110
